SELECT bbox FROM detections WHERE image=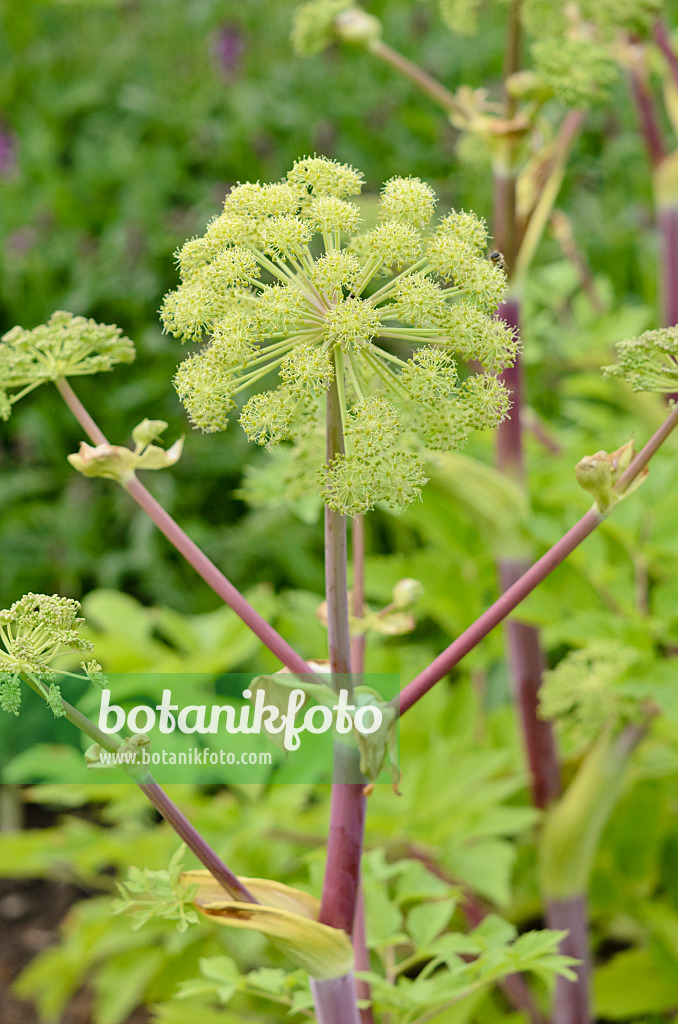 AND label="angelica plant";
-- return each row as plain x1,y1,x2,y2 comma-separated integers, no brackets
163,157,514,516
4,145,678,1024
